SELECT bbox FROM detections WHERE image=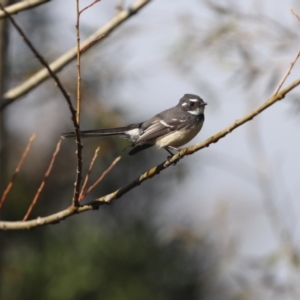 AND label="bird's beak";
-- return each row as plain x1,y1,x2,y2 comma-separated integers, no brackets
201,102,207,106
